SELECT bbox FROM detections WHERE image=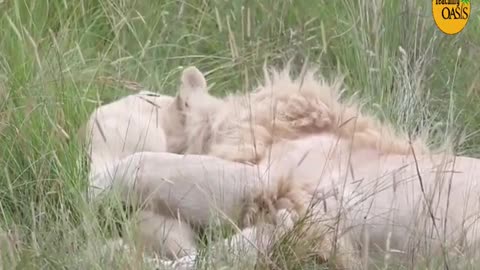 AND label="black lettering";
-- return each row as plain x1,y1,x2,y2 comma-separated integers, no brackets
455,6,461,19
463,7,469,19
442,7,451,19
